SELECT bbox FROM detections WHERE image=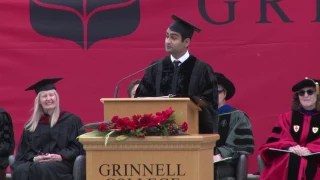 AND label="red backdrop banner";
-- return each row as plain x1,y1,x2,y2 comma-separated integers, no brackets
1,0,320,173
